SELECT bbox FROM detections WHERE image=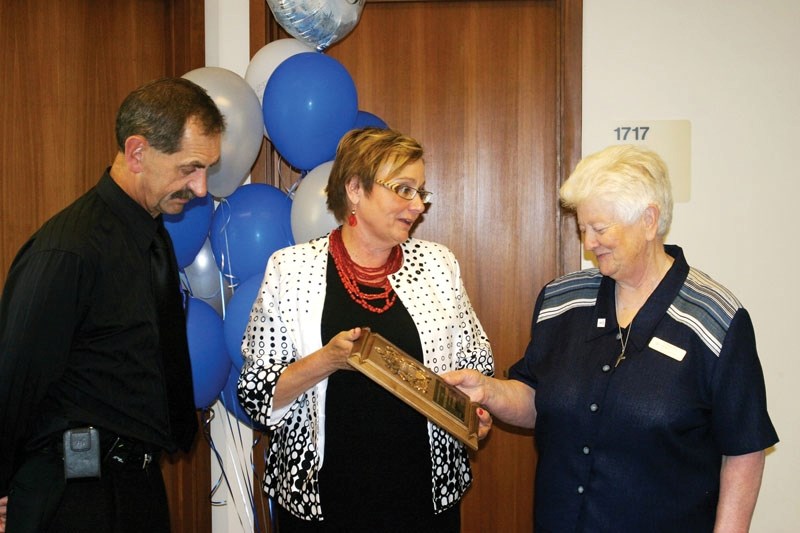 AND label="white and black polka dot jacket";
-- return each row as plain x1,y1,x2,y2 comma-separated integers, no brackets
238,234,494,520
